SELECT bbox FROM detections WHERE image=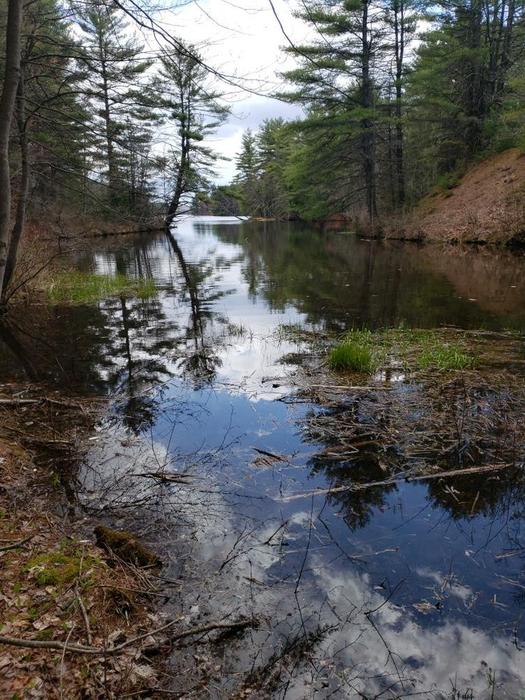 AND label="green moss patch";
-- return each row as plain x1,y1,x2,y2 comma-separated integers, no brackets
26,544,100,587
